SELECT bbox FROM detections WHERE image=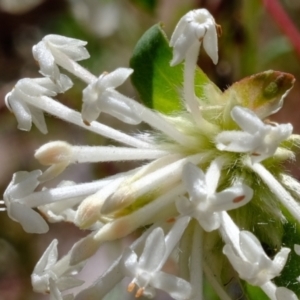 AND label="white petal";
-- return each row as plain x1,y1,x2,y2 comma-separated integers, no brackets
8,170,41,199
101,68,133,89
231,106,264,134
203,24,218,64
215,130,256,152
170,33,199,66
271,247,291,274
211,184,253,211
169,13,189,47
175,196,193,215
182,162,207,200
57,276,84,291
239,231,267,264
196,211,220,232
139,228,166,272
10,202,49,233
18,78,57,97
151,272,192,300
223,244,259,281
33,42,60,80
49,278,63,300
7,93,32,131
29,105,48,134
205,157,224,194
33,239,58,274
276,287,298,300
121,248,138,276
45,35,90,61
294,244,300,256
